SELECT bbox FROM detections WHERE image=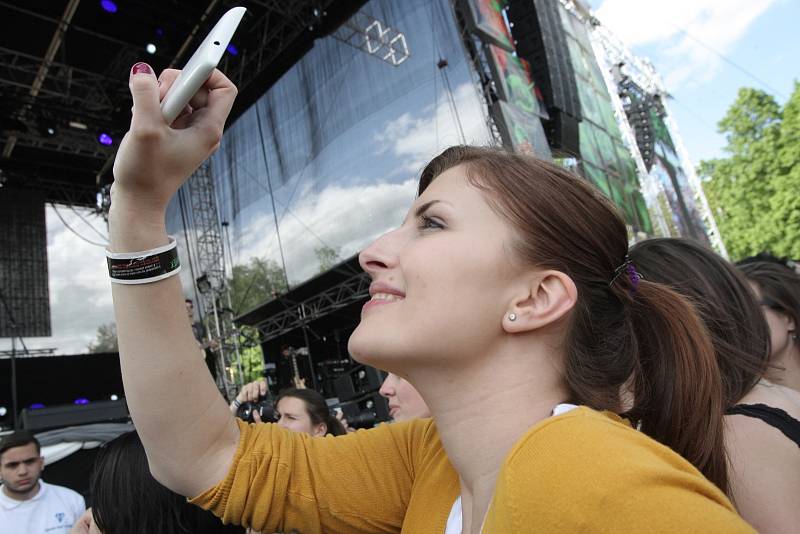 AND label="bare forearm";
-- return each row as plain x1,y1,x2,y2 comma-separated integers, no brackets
109,203,238,496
